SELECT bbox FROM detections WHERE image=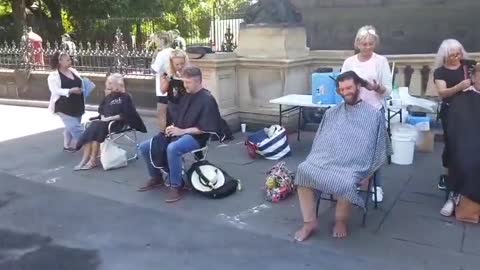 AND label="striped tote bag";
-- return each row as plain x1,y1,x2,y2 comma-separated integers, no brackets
246,125,291,160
